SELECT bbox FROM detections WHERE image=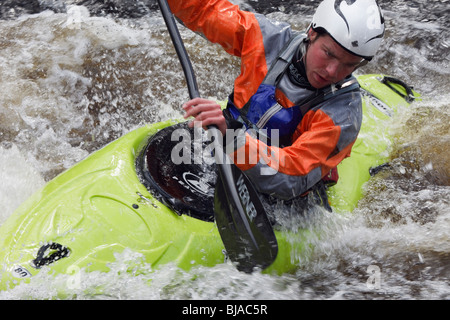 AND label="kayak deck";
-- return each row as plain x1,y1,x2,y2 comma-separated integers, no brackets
0,75,420,290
